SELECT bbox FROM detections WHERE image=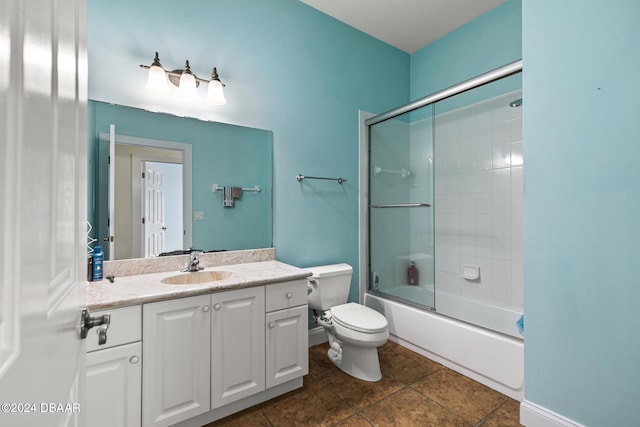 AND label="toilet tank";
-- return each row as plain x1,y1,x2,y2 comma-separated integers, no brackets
307,263,353,311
